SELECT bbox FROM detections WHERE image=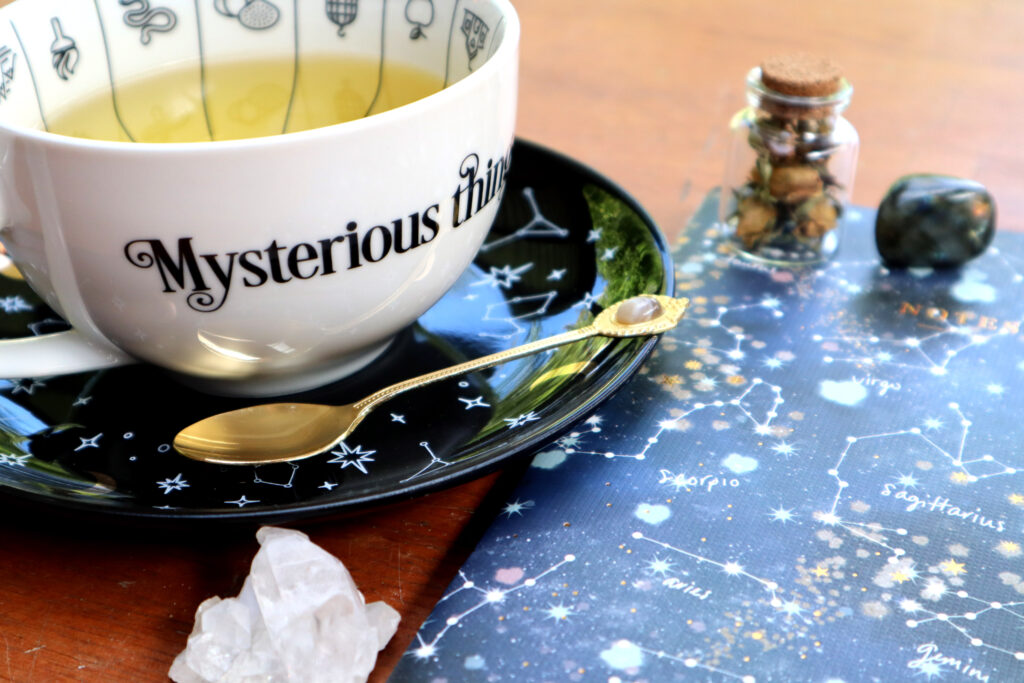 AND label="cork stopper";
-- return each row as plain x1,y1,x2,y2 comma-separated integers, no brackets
752,54,848,120
760,54,843,97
